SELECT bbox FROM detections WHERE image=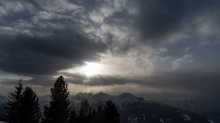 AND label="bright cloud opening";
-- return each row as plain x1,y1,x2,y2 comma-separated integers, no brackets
81,62,101,76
